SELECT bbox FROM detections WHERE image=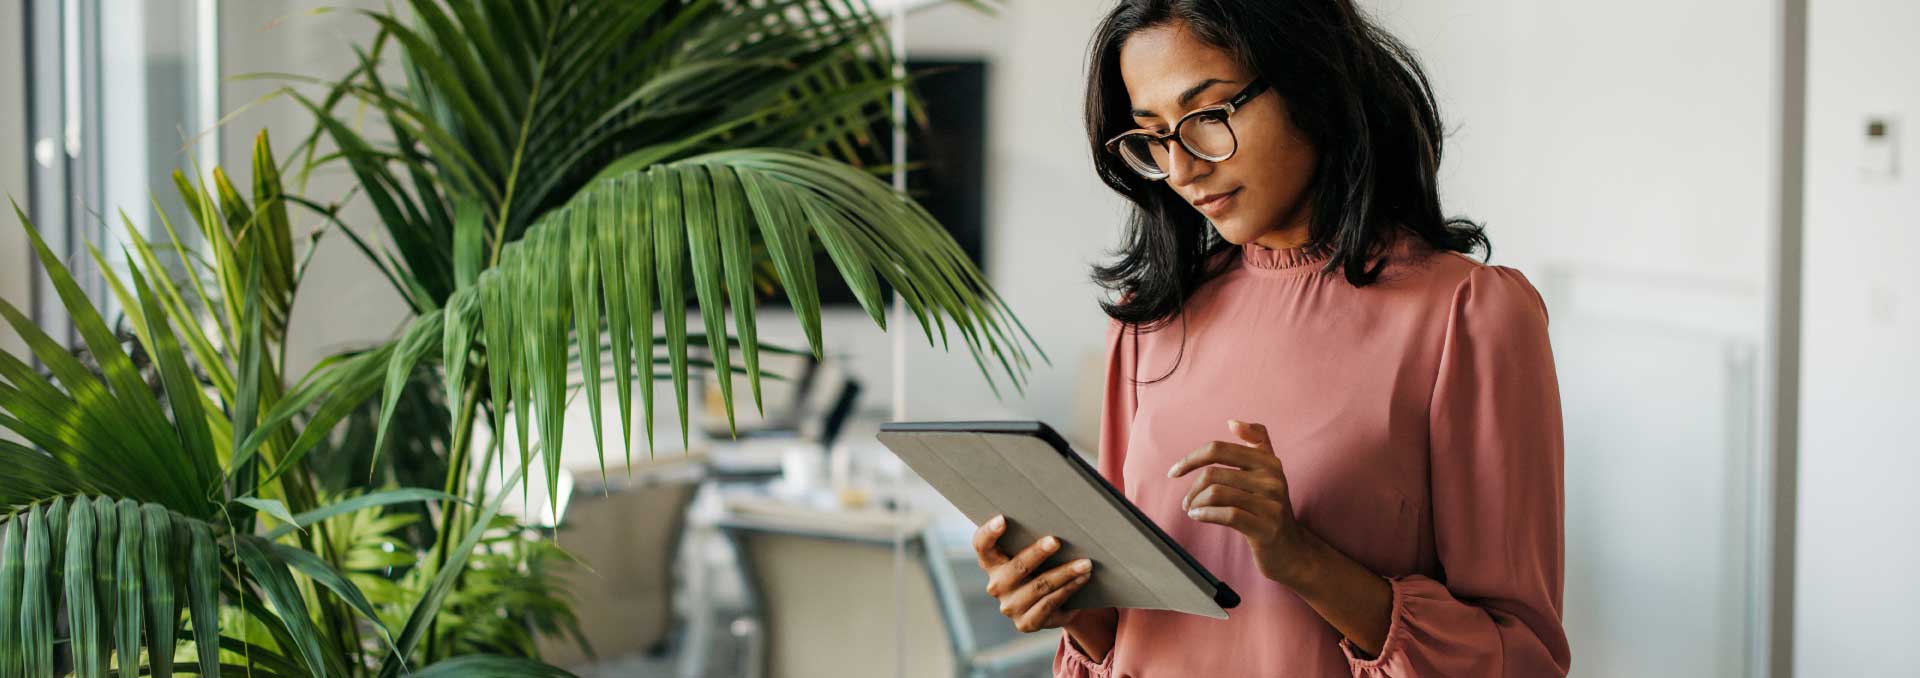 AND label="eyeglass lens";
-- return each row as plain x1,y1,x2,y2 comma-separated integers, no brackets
1117,111,1237,178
